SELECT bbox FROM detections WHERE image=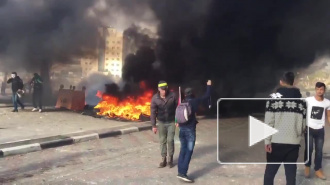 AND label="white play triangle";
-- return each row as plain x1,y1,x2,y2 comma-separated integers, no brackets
249,116,278,147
